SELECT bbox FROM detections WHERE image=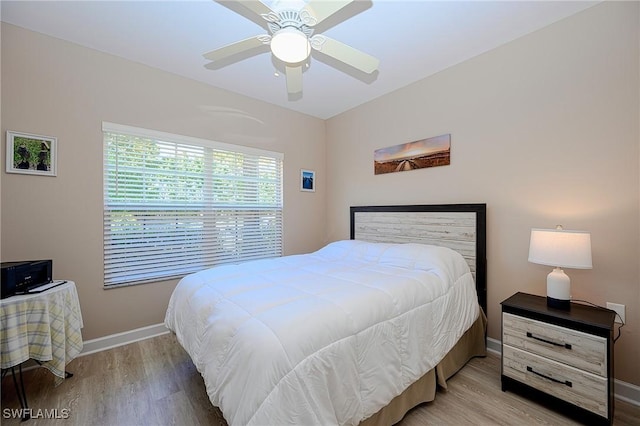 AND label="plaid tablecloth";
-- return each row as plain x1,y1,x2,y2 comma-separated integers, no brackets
0,281,83,381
